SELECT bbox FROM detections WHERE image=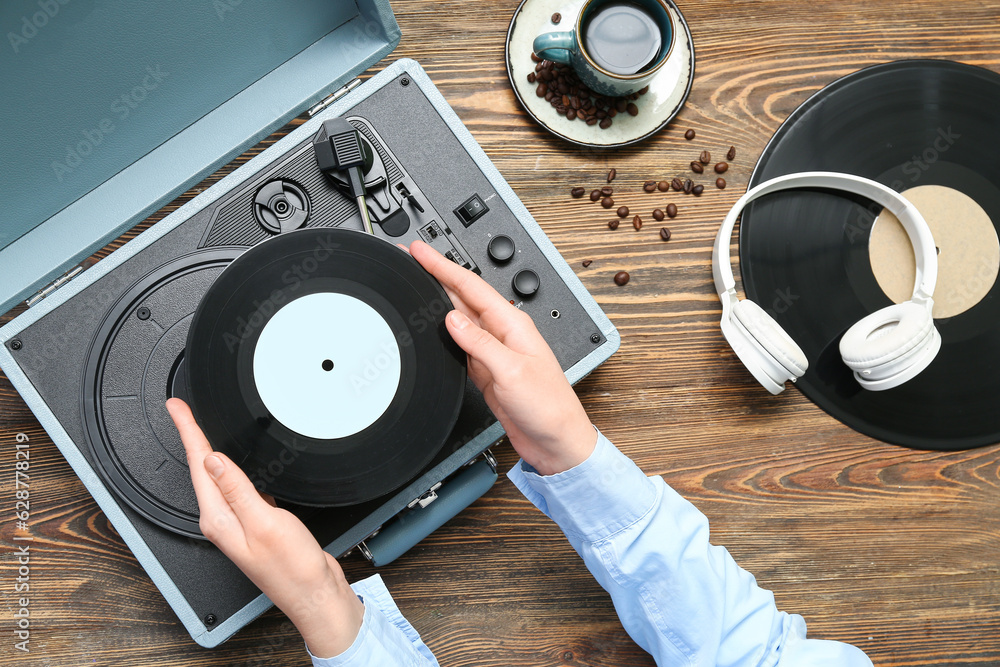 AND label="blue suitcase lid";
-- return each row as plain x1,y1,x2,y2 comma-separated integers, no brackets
0,0,399,315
